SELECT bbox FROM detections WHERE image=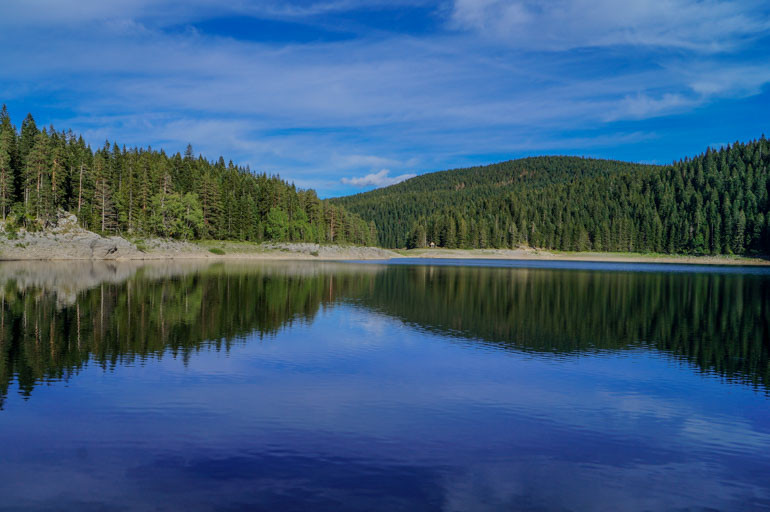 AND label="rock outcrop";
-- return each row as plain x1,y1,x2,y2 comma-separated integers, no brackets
0,212,142,260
